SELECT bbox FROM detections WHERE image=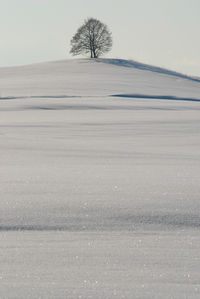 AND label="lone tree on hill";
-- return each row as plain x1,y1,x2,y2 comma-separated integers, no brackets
70,18,112,58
